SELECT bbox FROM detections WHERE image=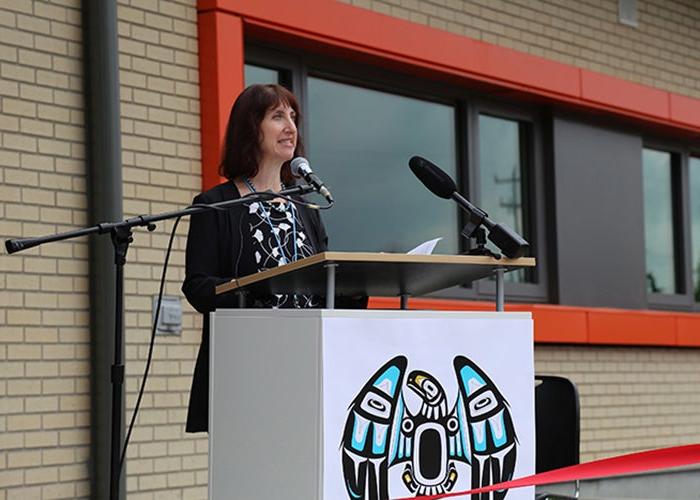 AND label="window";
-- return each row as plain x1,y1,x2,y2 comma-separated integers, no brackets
244,64,280,85
477,114,532,283
245,46,547,302
691,157,700,302
642,148,680,295
642,146,700,310
307,77,458,253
